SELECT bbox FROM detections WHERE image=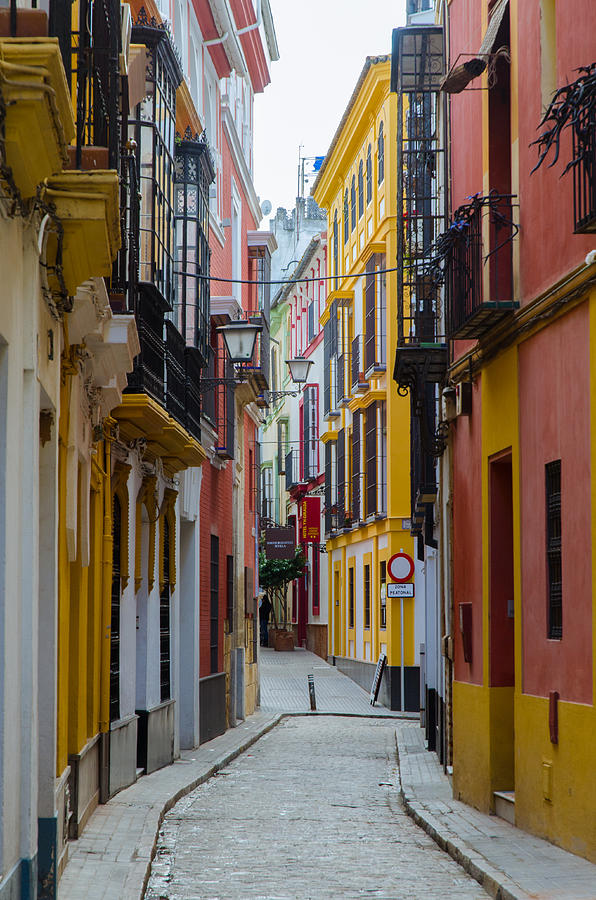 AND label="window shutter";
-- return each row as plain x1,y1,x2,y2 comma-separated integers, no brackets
352,411,360,522
365,402,377,516
365,255,376,372
324,442,332,534
337,428,345,527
